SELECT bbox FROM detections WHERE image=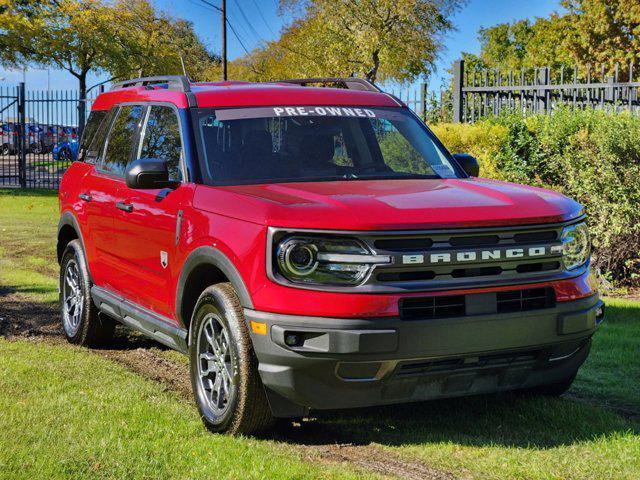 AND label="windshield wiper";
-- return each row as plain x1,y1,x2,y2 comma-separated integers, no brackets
341,173,359,180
